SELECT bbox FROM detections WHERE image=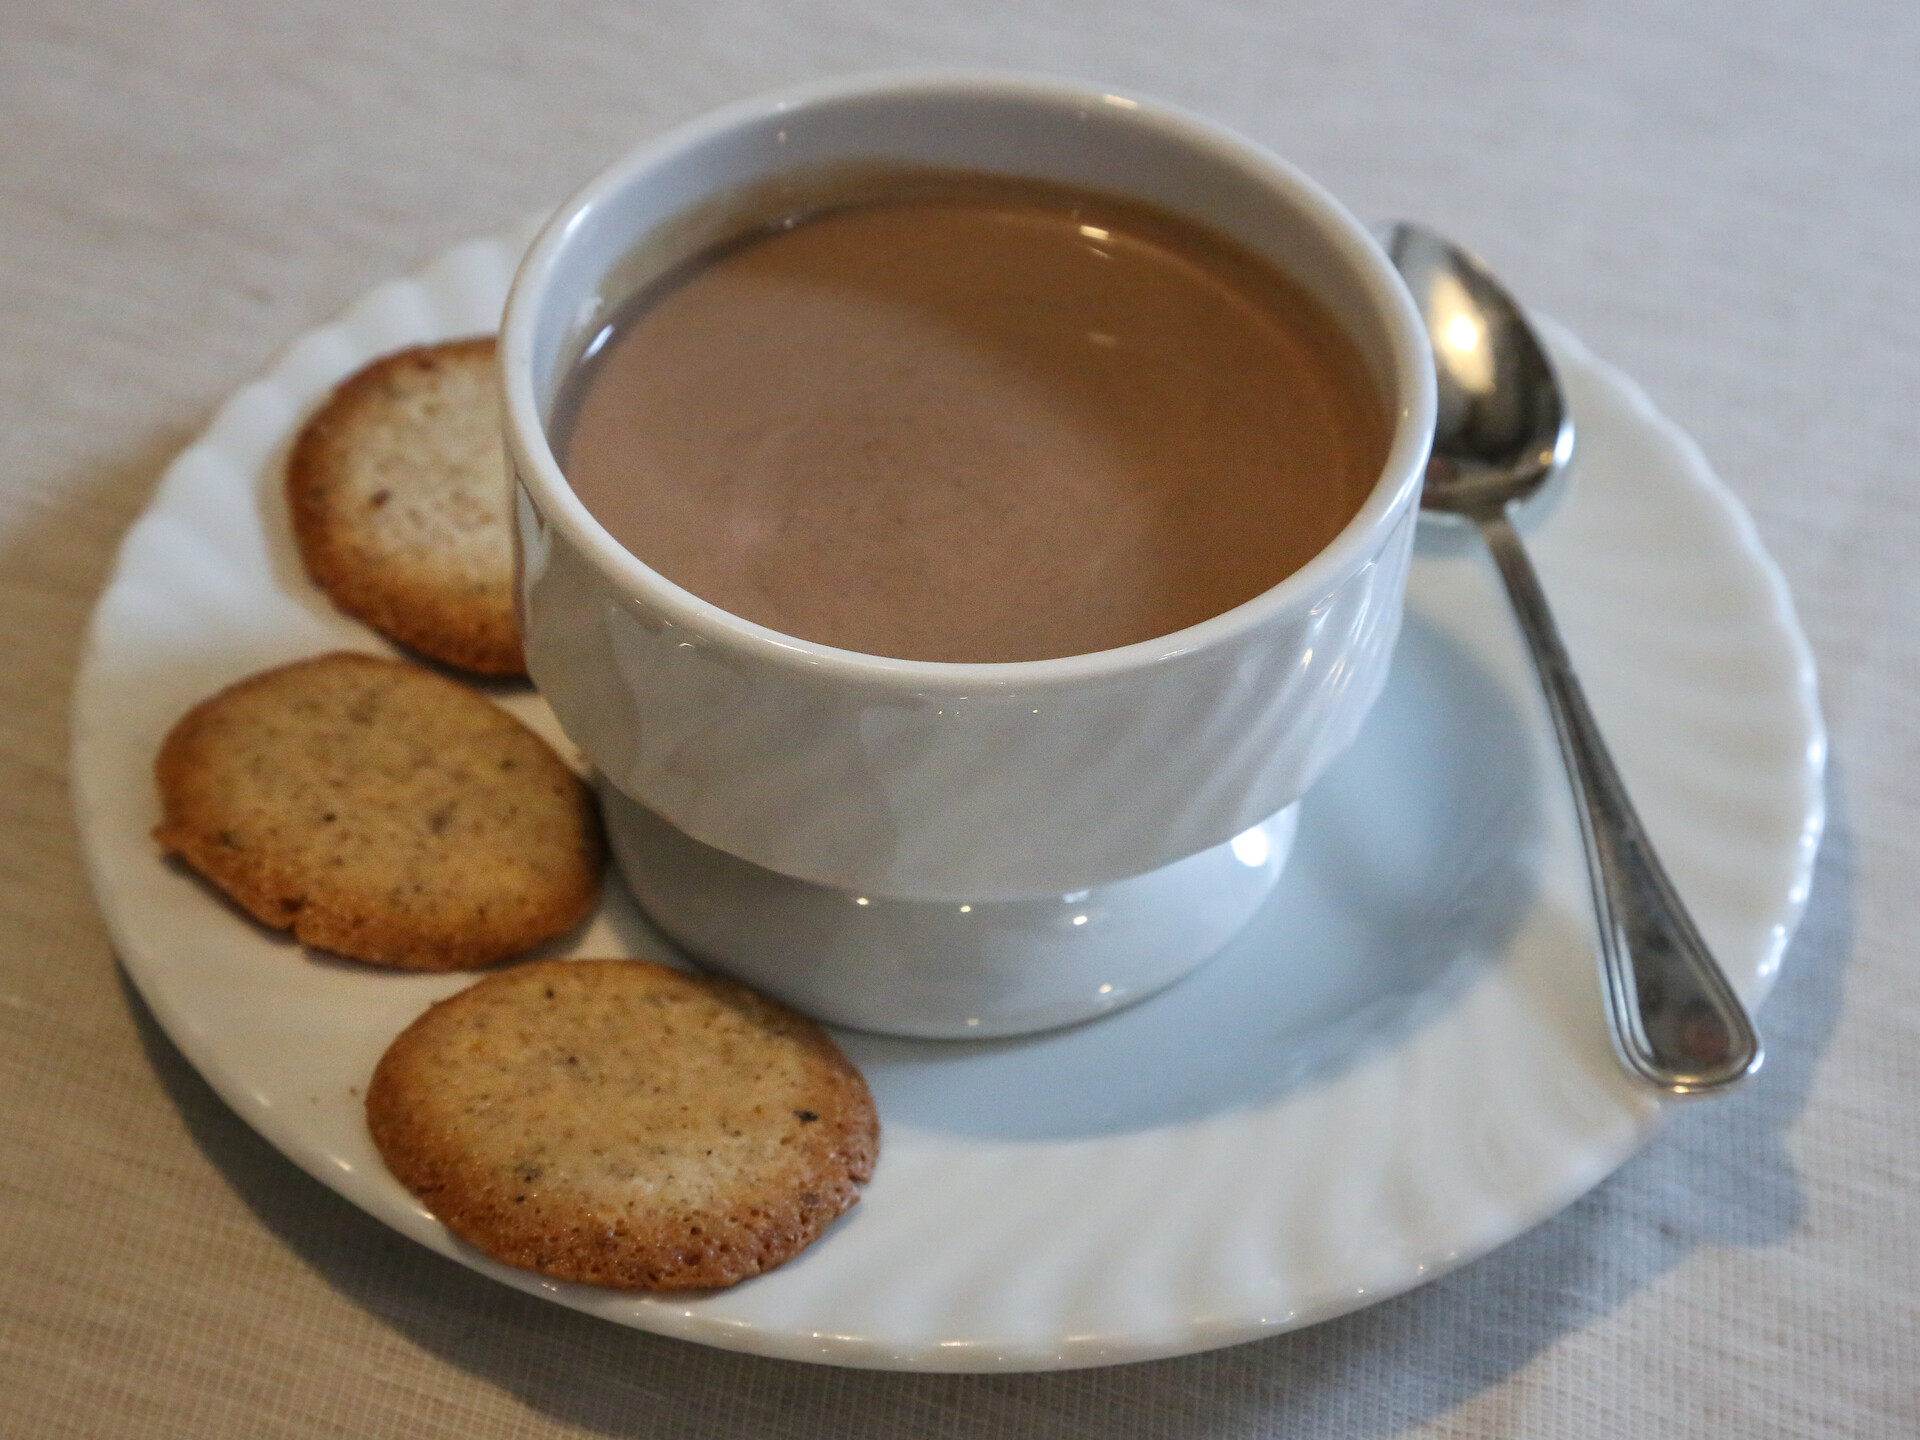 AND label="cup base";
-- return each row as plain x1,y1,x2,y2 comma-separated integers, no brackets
599,780,1299,1038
